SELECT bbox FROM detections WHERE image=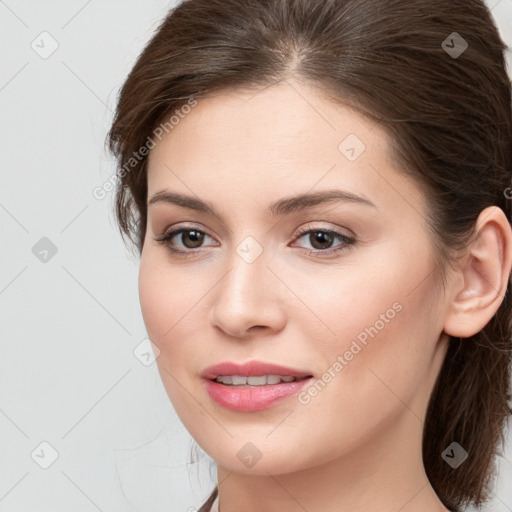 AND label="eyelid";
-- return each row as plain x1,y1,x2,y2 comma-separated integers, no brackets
292,221,355,239
154,222,218,245
155,221,353,242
